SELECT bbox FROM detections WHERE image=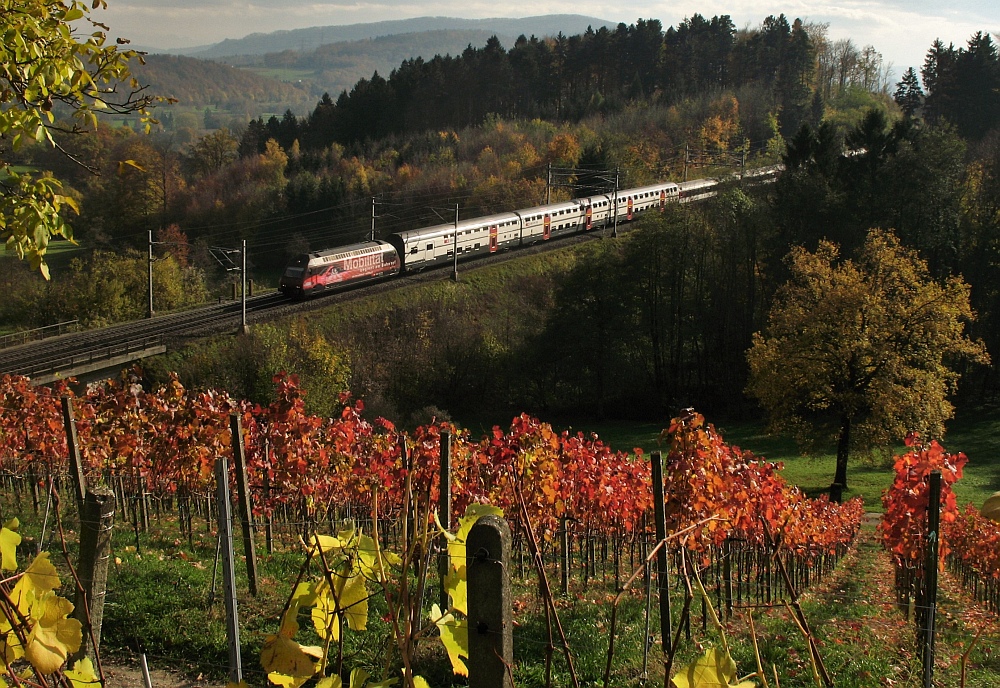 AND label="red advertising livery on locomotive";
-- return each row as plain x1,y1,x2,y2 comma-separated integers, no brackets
279,240,400,297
